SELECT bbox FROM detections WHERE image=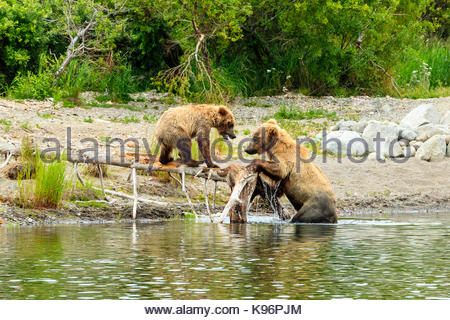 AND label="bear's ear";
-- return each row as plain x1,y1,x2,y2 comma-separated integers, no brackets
266,119,278,125
218,106,228,116
266,125,279,140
